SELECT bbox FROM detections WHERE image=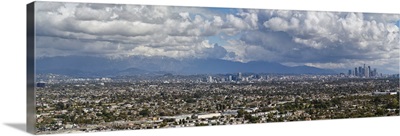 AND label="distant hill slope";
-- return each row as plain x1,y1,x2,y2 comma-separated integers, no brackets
36,56,336,77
